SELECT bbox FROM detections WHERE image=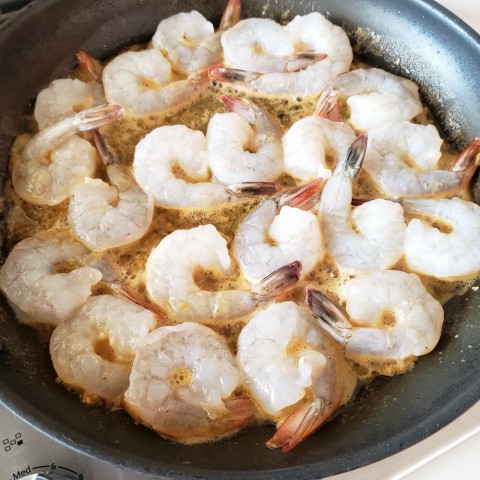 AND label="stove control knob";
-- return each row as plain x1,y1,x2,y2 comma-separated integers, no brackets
20,474,76,480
